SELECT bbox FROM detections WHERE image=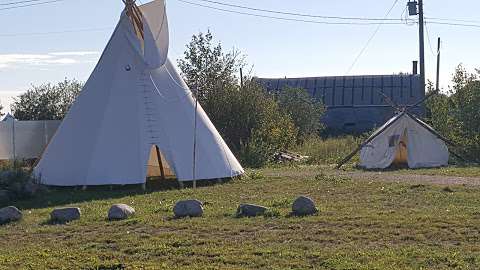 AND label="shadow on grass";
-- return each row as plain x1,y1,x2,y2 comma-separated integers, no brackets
4,177,233,210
